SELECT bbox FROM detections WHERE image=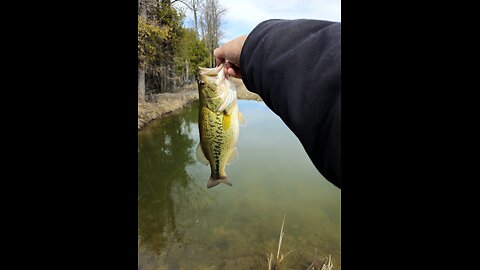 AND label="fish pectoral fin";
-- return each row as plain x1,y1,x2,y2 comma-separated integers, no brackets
227,147,239,165
207,177,233,188
196,144,209,166
238,111,247,127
